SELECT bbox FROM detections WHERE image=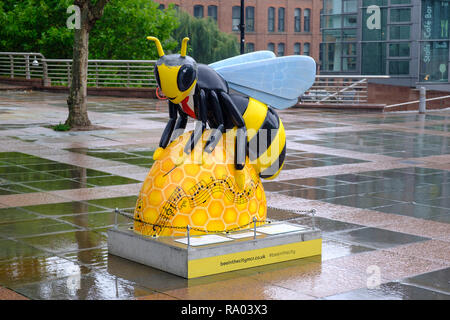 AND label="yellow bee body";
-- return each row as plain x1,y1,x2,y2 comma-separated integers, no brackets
239,97,286,180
